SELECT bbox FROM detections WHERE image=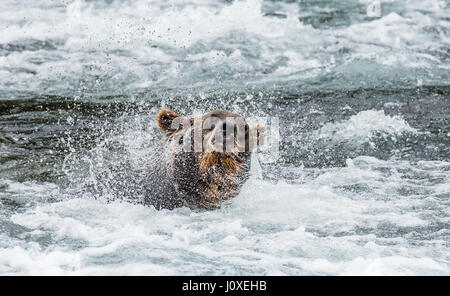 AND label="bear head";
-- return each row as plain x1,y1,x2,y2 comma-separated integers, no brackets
156,108,264,209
